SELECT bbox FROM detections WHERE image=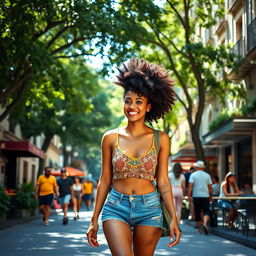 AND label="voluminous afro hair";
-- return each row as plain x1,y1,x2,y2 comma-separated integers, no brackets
114,58,175,123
